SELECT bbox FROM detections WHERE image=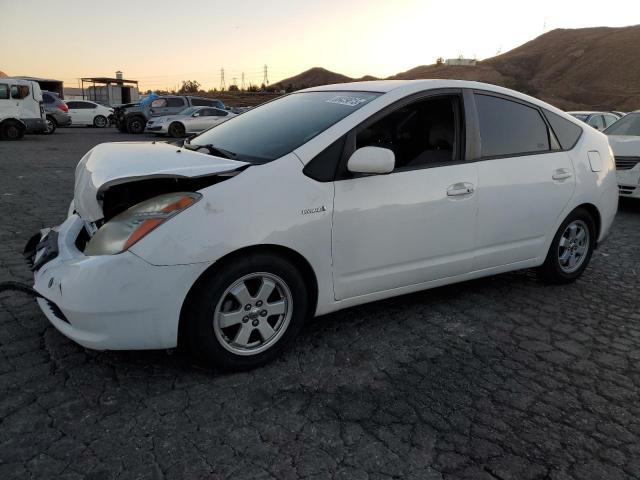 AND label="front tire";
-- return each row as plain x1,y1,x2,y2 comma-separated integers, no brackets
168,122,186,138
184,253,309,370
126,115,146,134
93,115,108,128
538,208,595,283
